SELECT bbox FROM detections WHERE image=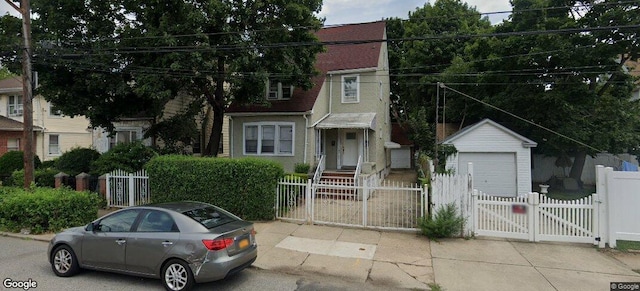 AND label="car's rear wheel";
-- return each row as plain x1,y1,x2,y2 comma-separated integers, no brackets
51,245,80,277
162,259,194,291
